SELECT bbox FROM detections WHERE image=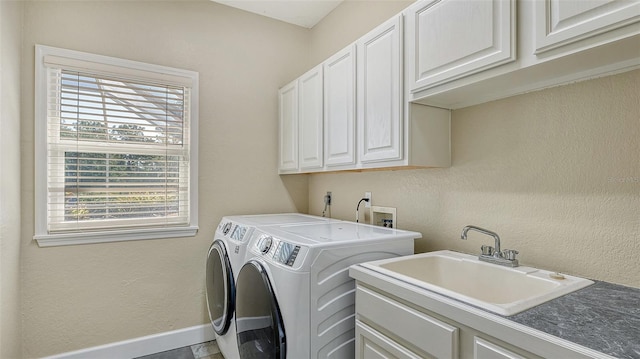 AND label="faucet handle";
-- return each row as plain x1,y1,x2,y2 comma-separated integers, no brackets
502,249,519,261
480,245,494,256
